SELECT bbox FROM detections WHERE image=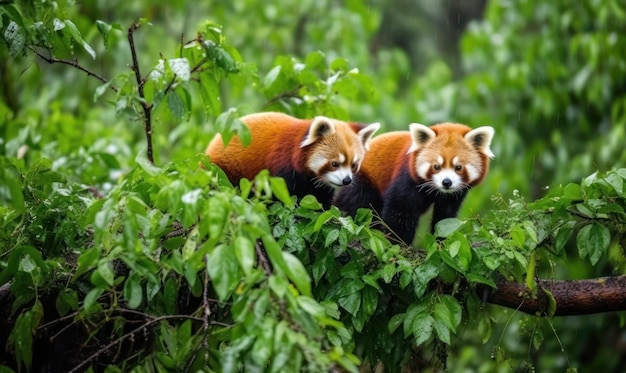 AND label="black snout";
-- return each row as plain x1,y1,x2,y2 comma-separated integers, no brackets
342,176,352,185
442,178,453,188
